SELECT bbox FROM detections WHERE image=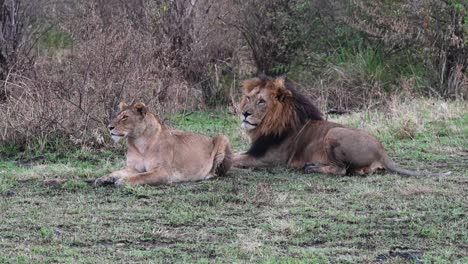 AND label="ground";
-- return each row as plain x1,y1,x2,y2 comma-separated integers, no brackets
0,99,467,263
